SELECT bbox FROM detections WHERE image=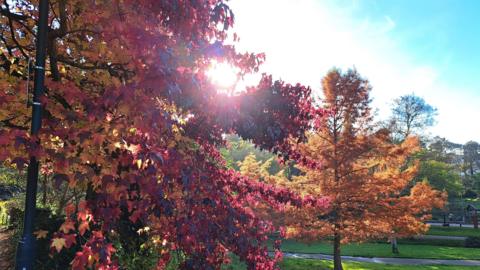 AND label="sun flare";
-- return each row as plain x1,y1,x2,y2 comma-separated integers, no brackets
206,61,238,93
